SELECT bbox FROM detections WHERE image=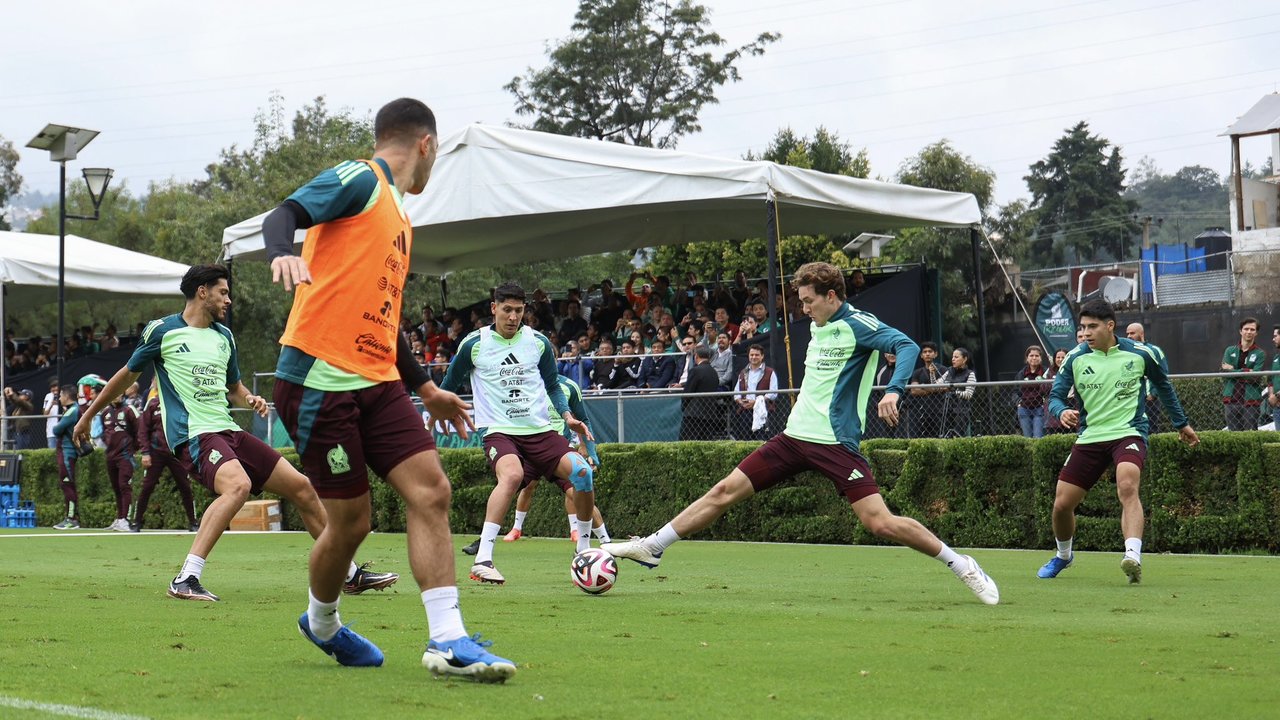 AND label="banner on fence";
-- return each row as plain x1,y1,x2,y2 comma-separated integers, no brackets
1035,291,1077,356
